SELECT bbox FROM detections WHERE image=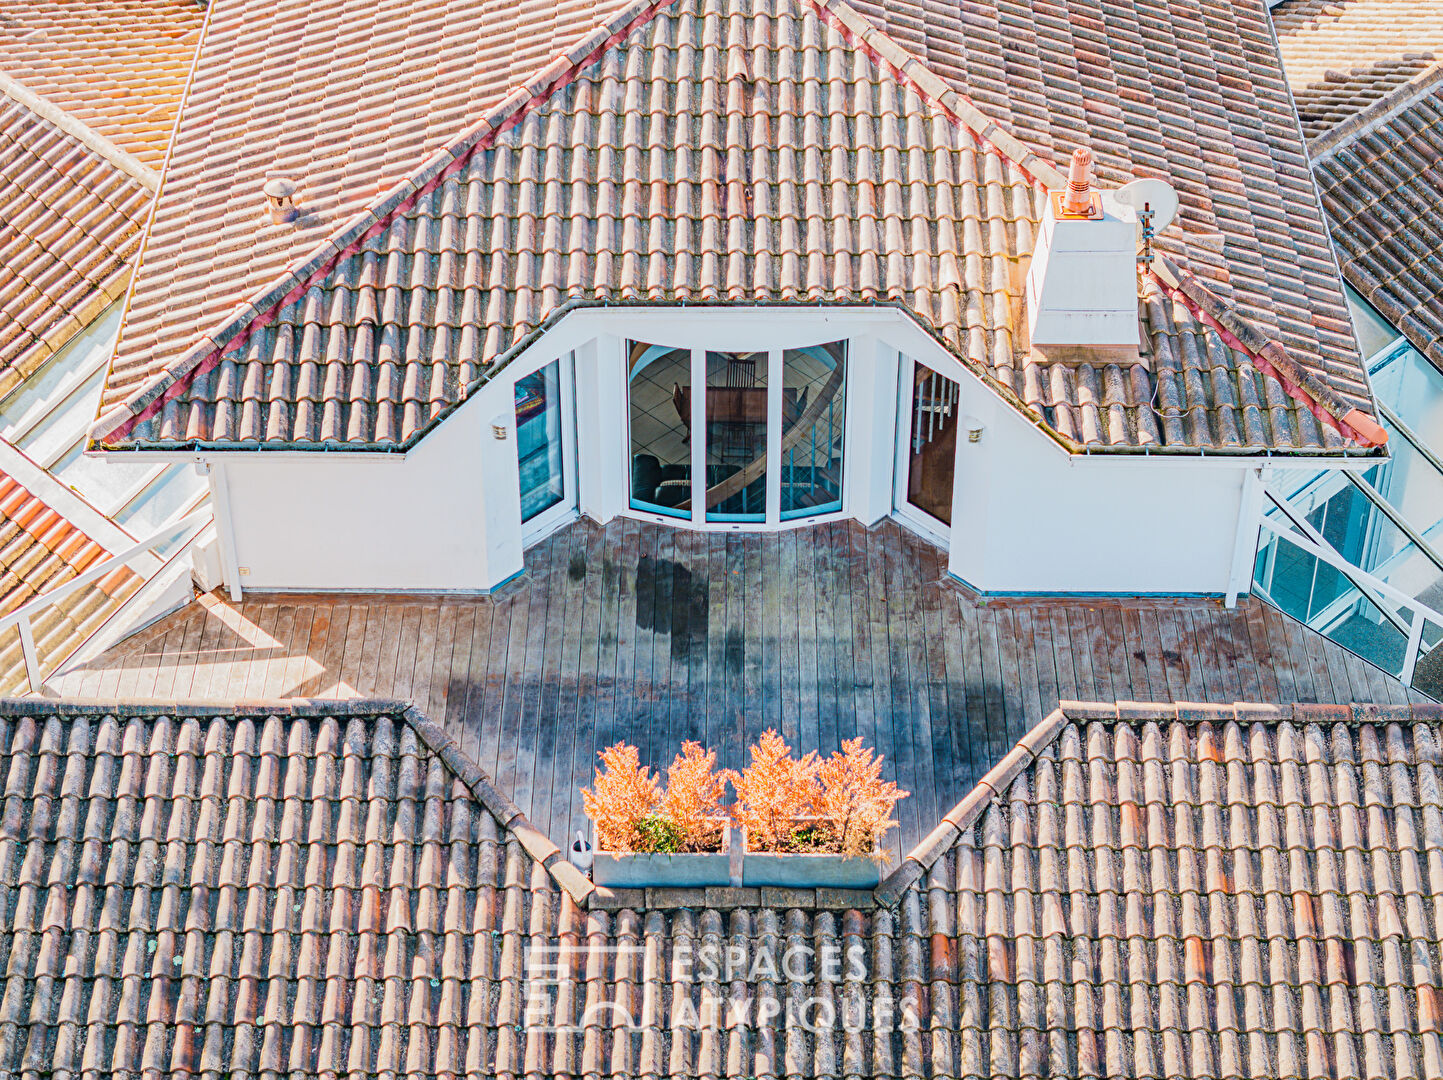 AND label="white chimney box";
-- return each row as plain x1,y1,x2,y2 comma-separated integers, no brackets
1025,193,1139,350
